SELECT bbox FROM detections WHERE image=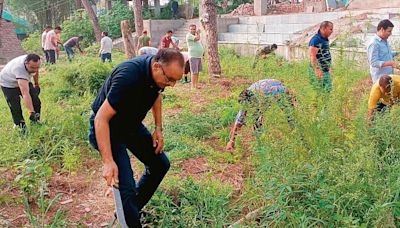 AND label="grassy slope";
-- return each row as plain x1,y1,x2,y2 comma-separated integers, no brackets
1,49,400,227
